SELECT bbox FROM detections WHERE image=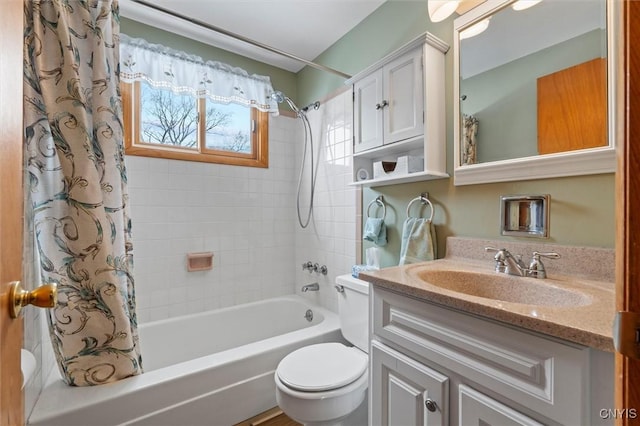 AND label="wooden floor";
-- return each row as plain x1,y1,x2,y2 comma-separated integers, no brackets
234,407,301,426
